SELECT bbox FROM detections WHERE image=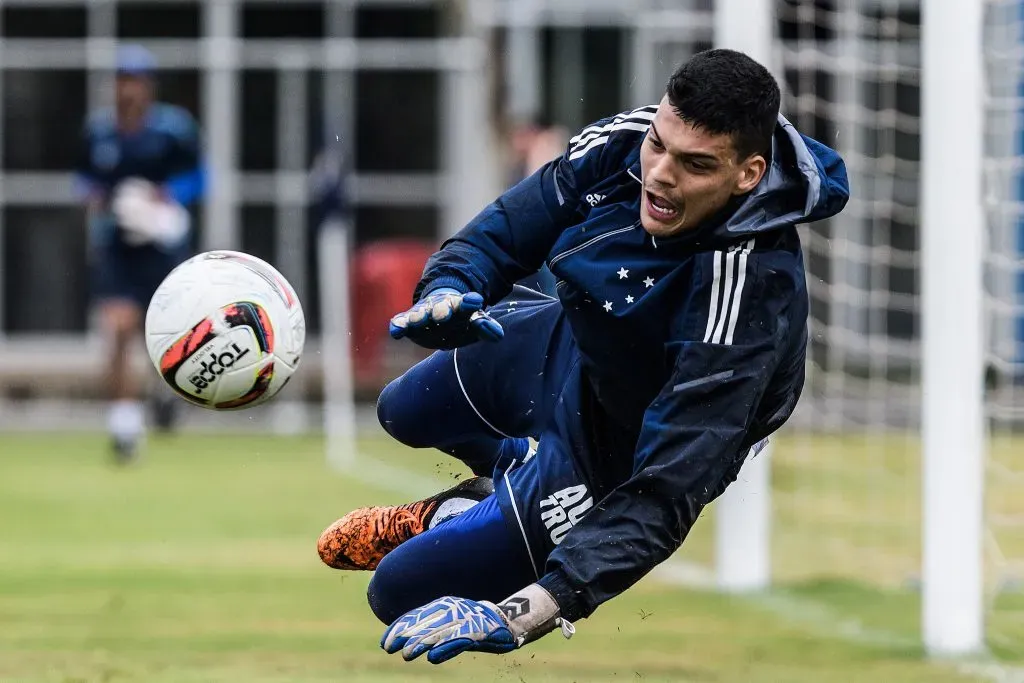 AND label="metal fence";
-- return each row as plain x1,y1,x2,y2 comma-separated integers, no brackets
0,0,713,401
